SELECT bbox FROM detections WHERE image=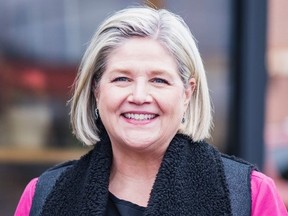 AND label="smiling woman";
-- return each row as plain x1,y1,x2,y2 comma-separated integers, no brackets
15,6,287,216
71,7,212,147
